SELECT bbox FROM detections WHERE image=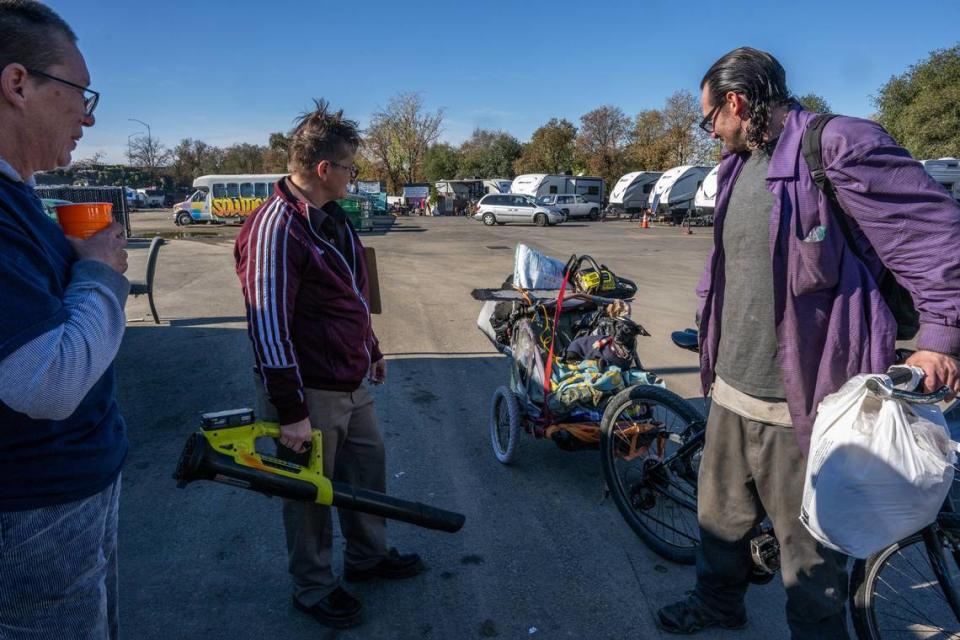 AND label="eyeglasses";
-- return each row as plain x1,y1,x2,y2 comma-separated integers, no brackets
26,68,99,117
699,103,722,134
327,160,359,180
